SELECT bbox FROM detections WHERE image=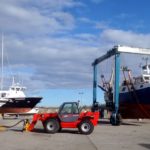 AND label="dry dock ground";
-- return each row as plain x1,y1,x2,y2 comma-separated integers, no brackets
0,118,150,150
